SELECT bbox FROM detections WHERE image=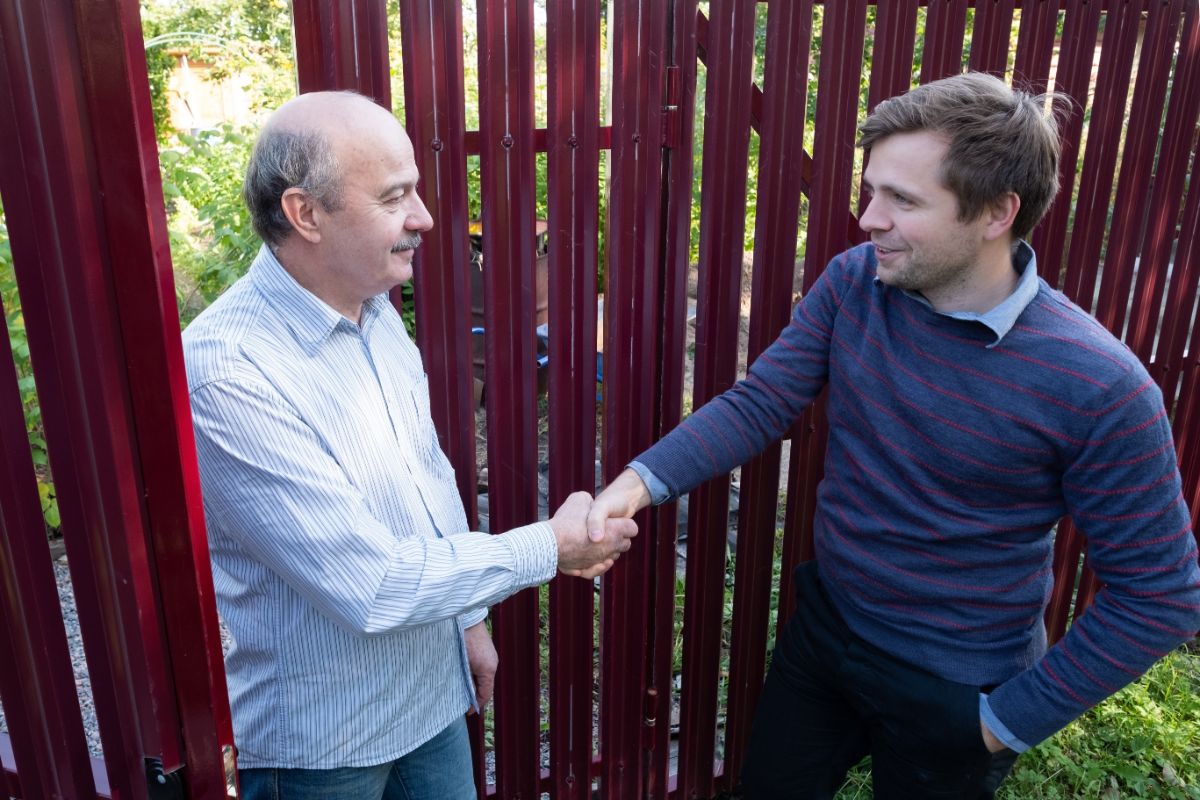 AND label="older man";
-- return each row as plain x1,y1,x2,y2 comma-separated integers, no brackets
588,72,1200,798
183,91,635,800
